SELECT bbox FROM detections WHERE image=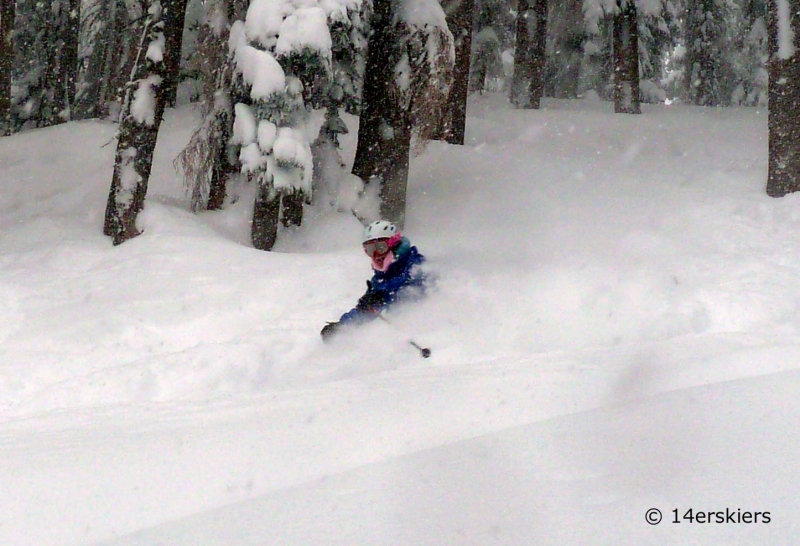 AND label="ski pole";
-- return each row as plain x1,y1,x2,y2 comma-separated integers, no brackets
377,314,431,358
